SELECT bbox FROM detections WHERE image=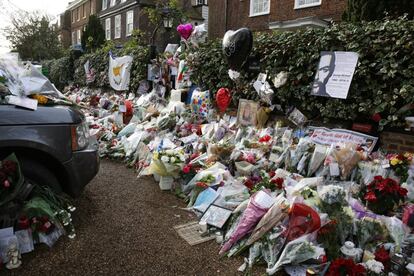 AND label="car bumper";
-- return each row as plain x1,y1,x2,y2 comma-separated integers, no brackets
62,137,100,197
